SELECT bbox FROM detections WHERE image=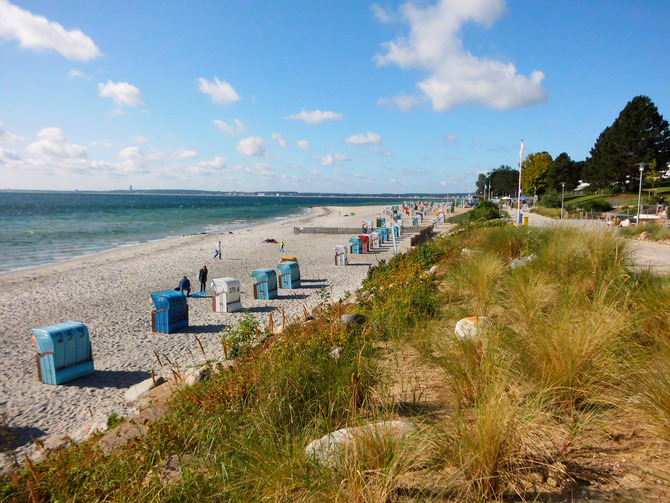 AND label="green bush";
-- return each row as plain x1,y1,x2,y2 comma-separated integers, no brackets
222,310,261,359
579,198,613,212
467,200,501,223
540,190,562,208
